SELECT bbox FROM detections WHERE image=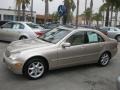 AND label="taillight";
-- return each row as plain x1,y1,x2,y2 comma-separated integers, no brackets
35,32,44,36
103,32,108,35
